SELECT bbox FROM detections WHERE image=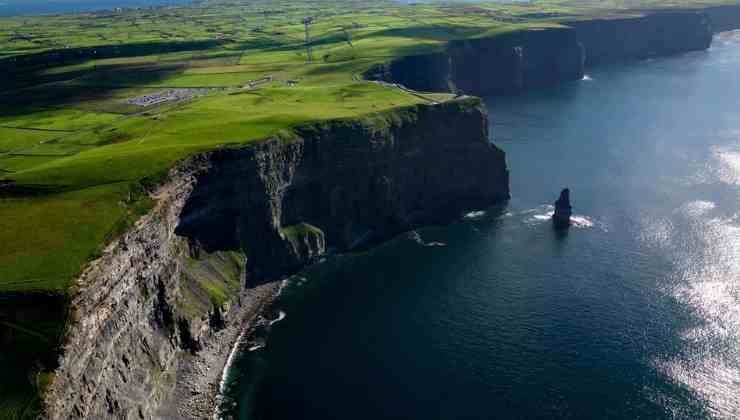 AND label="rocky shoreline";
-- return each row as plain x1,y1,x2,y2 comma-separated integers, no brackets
166,280,281,419
42,98,508,419
200,20,740,420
